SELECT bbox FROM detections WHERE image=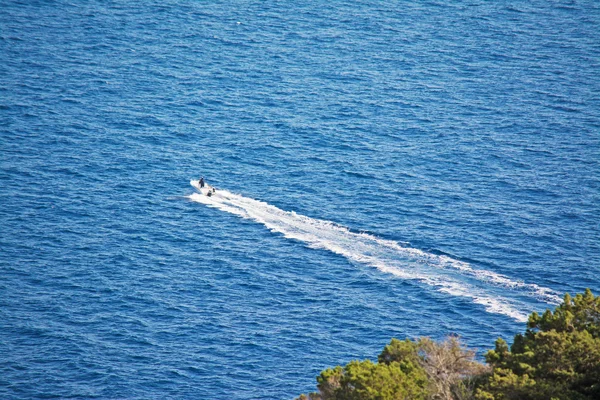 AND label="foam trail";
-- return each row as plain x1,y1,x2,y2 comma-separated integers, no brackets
188,181,561,322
